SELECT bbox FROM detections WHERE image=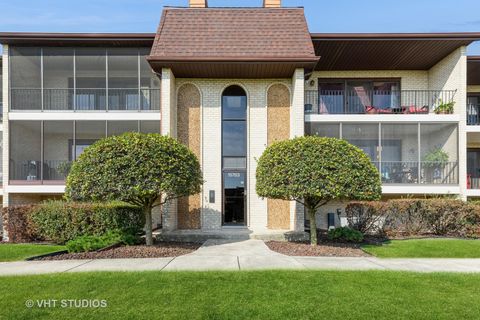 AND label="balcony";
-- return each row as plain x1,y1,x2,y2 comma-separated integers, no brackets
10,88,161,111
467,104,480,125
304,90,457,115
